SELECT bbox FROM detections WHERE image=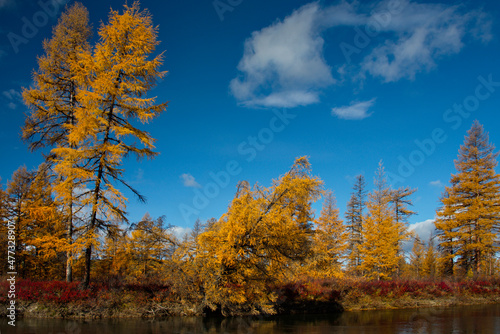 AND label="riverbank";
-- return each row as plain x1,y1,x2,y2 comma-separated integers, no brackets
2,278,500,319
